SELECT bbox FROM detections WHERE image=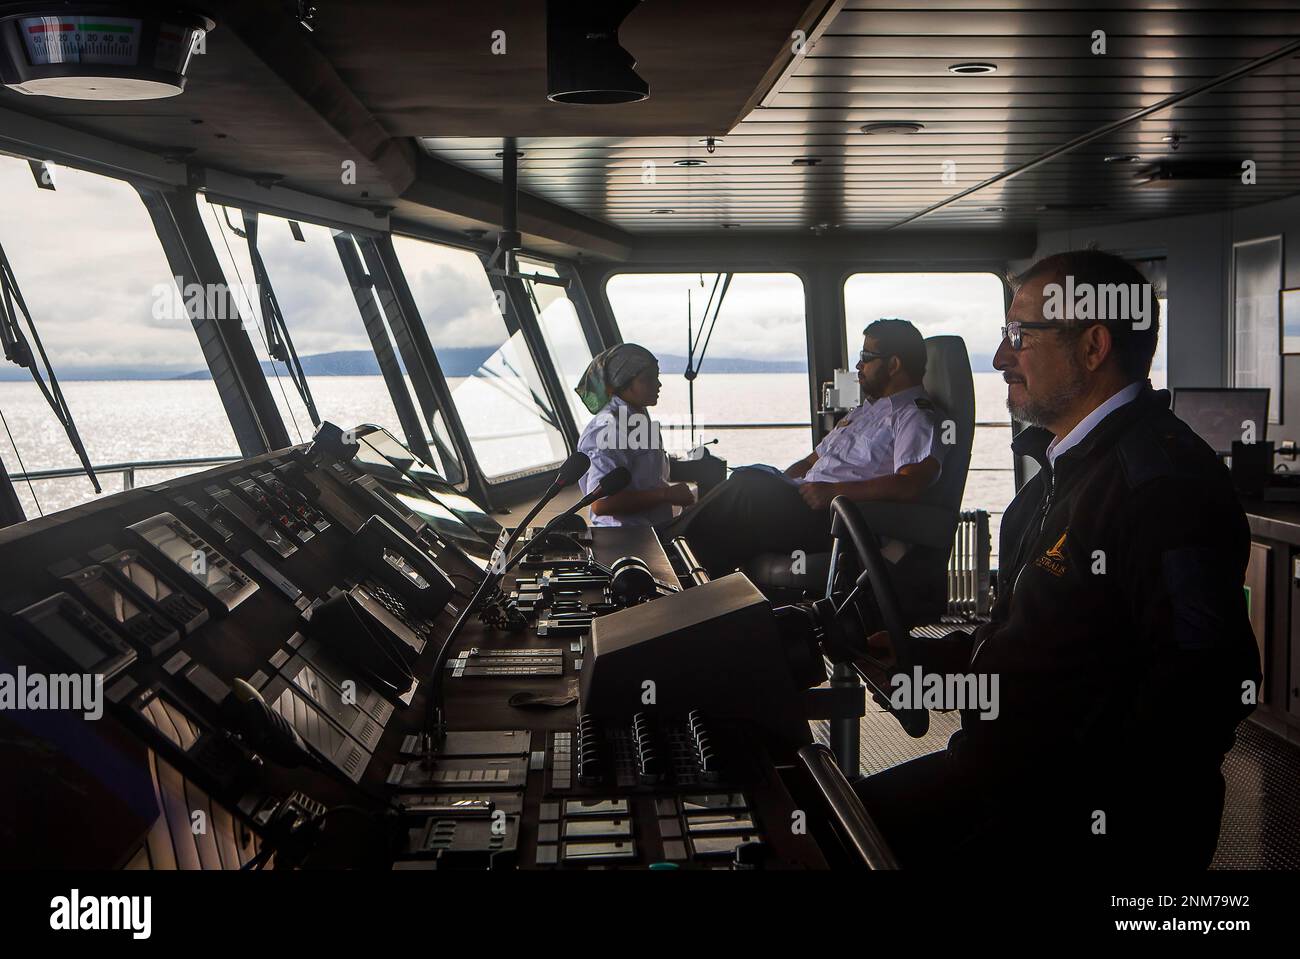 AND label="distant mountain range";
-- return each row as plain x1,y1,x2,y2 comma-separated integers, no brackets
0,348,819,381
0,348,1004,382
